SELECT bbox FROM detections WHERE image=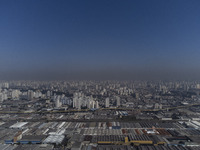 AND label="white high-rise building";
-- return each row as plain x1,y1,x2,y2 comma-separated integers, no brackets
54,95,62,108
46,91,51,97
35,91,42,98
2,93,7,101
12,90,20,100
86,98,90,108
73,95,82,110
105,98,109,108
95,101,99,109
154,103,162,109
27,90,34,100
77,98,82,110
4,83,9,88
135,93,139,99
56,98,61,108
73,97,78,108
197,84,200,89
86,97,95,109
116,96,120,107
90,100,95,109
0,93,3,102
